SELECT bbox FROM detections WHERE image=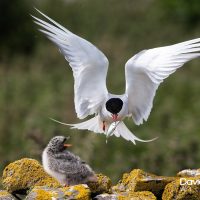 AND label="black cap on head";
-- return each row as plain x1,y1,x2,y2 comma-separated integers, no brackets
106,98,123,114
